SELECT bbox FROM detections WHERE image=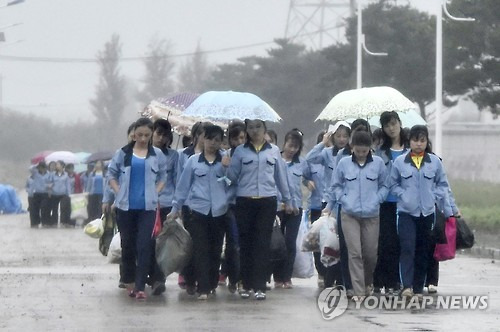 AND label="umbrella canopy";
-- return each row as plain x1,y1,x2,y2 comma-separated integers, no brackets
364,109,427,129
183,90,282,123
142,92,200,120
45,151,78,165
30,150,53,165
85,151,114,164
316,86,416,122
